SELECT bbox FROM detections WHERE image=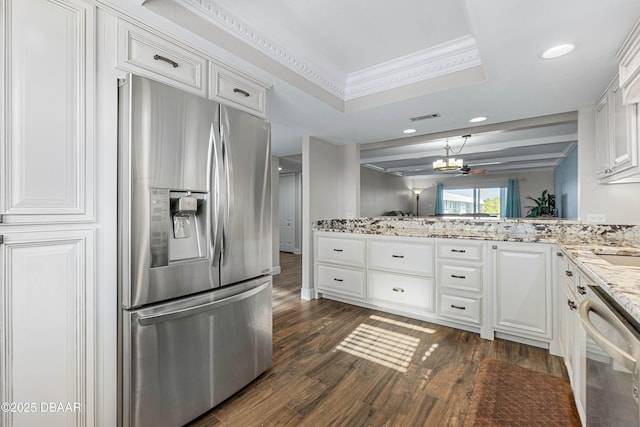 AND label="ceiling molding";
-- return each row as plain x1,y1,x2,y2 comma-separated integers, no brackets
344,36,481,101
178,0,482,102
